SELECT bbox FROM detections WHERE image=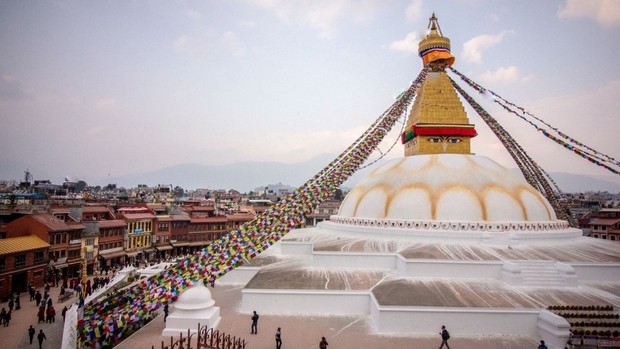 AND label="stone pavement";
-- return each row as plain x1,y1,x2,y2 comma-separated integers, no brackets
117,284,543,349
1,282,75,349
